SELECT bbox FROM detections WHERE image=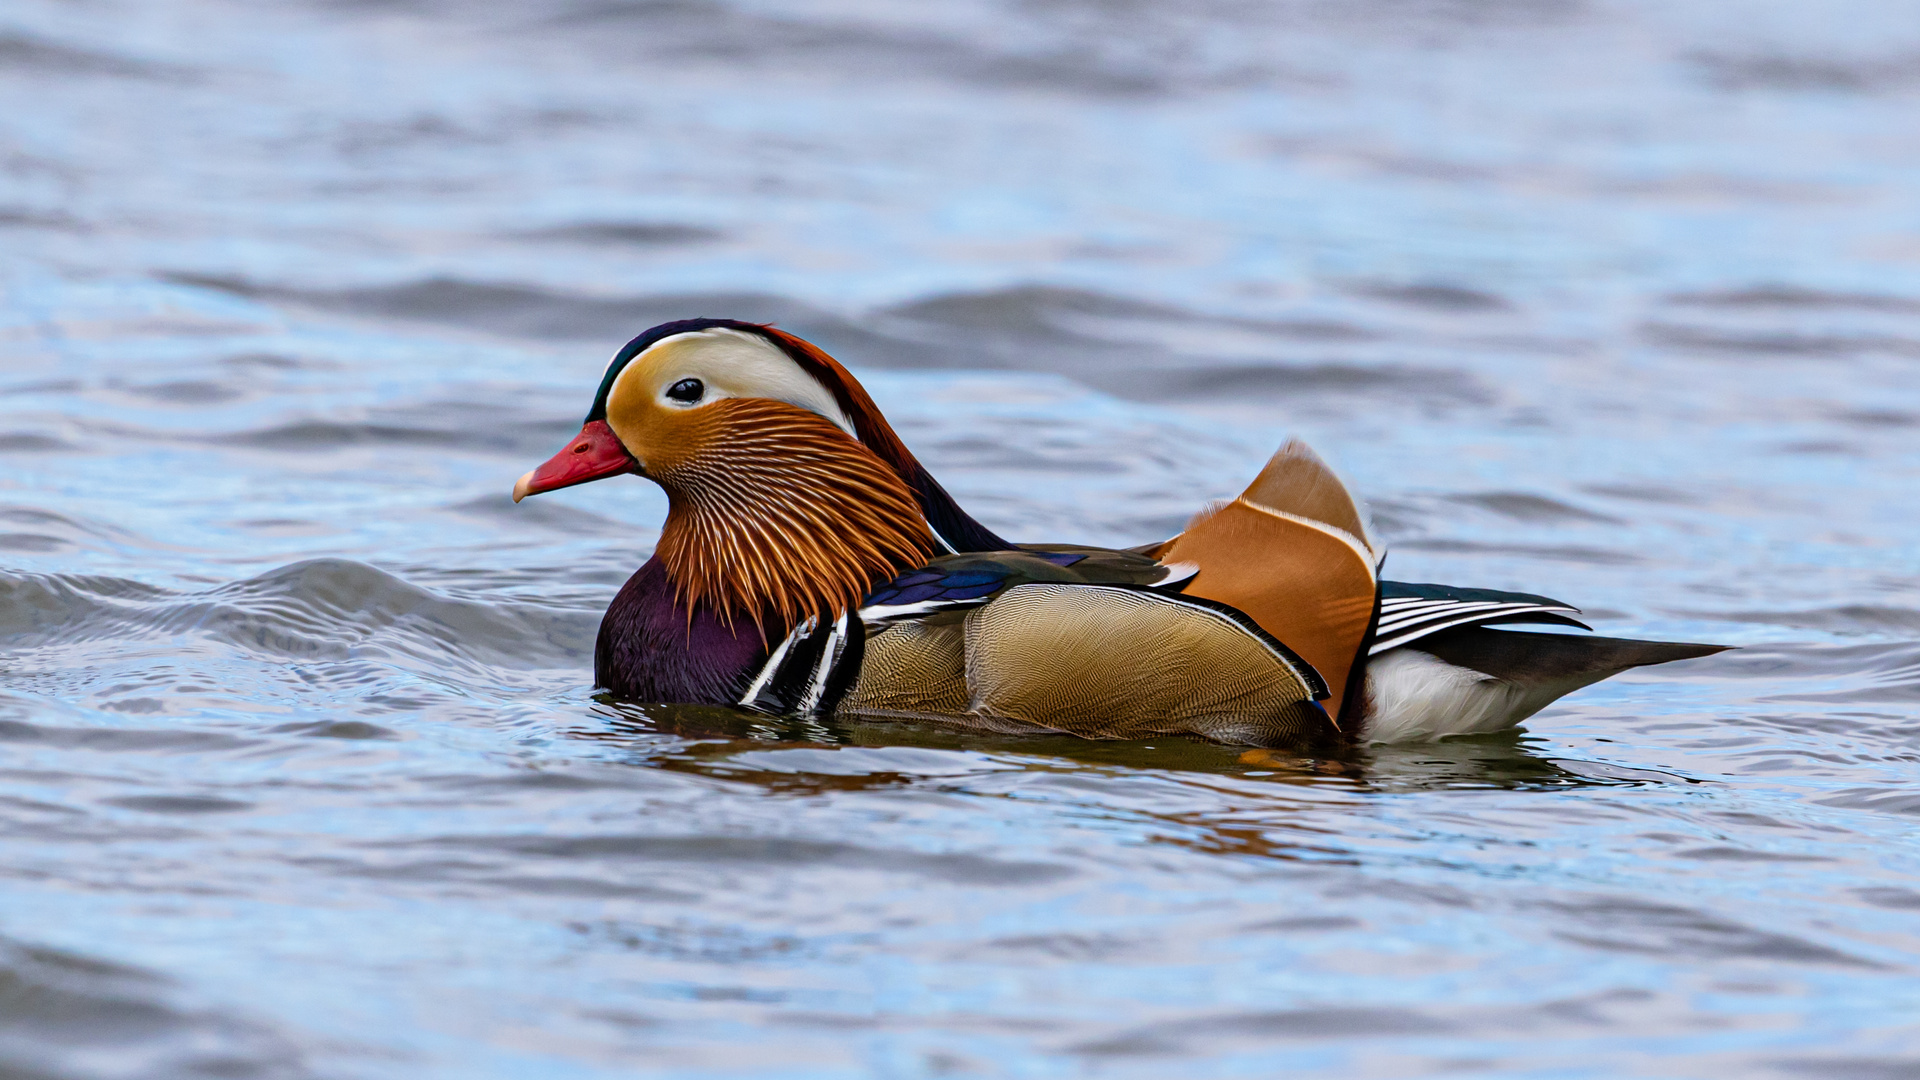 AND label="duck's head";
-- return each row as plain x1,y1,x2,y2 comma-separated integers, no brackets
514,319,1008,628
